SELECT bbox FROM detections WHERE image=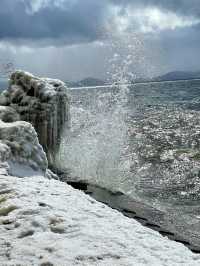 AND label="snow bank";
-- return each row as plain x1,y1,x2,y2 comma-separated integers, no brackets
0,174,199,265
0,120,47,177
